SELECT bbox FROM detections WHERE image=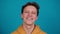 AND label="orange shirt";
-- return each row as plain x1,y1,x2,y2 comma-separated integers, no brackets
12,25,46,34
